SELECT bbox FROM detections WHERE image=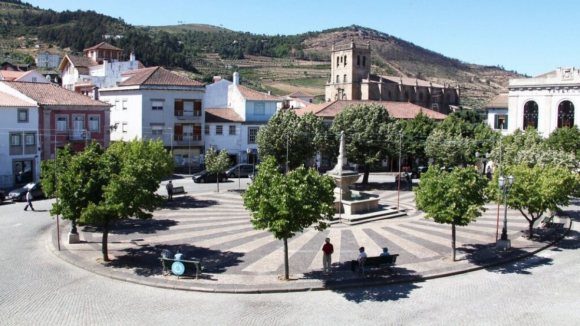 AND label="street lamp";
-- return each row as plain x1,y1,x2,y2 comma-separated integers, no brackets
497,174,515,250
